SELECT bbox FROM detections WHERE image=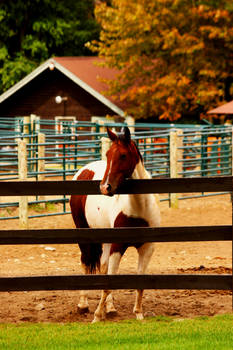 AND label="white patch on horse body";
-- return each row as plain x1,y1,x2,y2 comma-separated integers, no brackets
73,160,116,228
111,161,160,227
72,160,106,181
73,159,160,229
